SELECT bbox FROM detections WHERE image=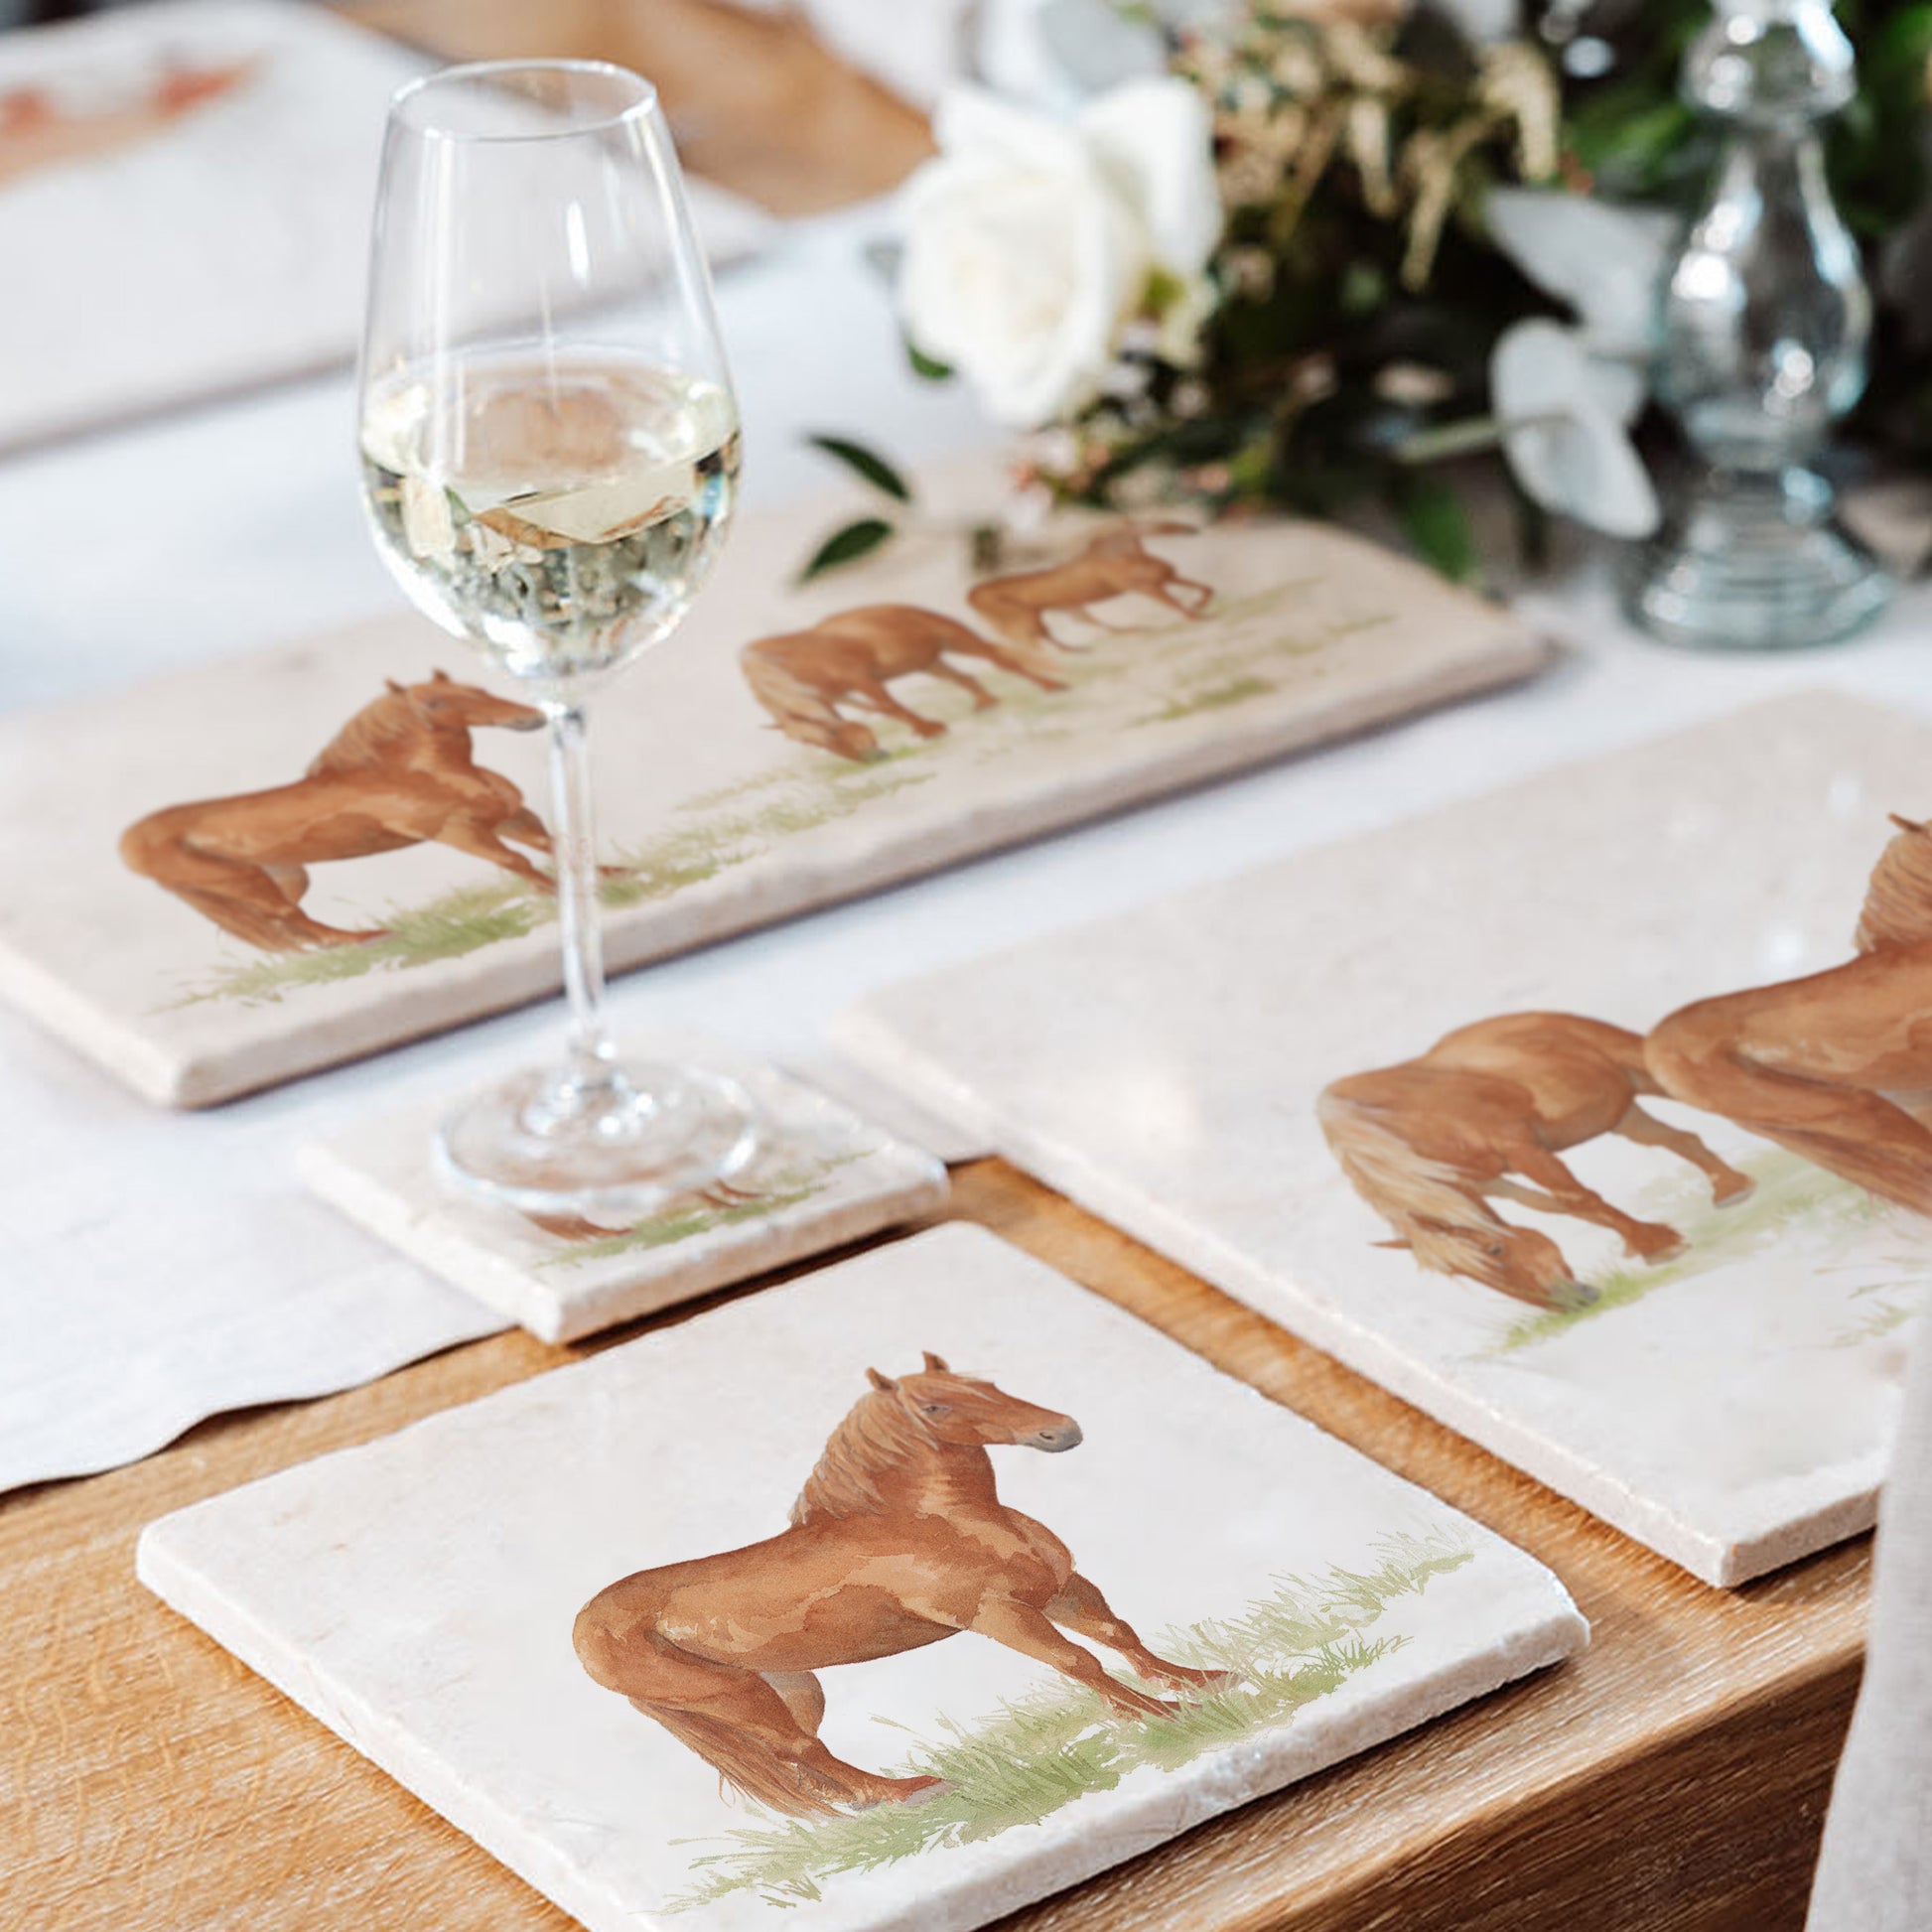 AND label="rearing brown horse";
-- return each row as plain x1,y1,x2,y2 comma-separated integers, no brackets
1648,811,1932,1212
120,670,549,951
573,1354,1223,1817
